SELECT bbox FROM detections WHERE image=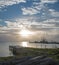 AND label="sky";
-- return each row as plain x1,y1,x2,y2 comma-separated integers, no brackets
0,0,59,42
